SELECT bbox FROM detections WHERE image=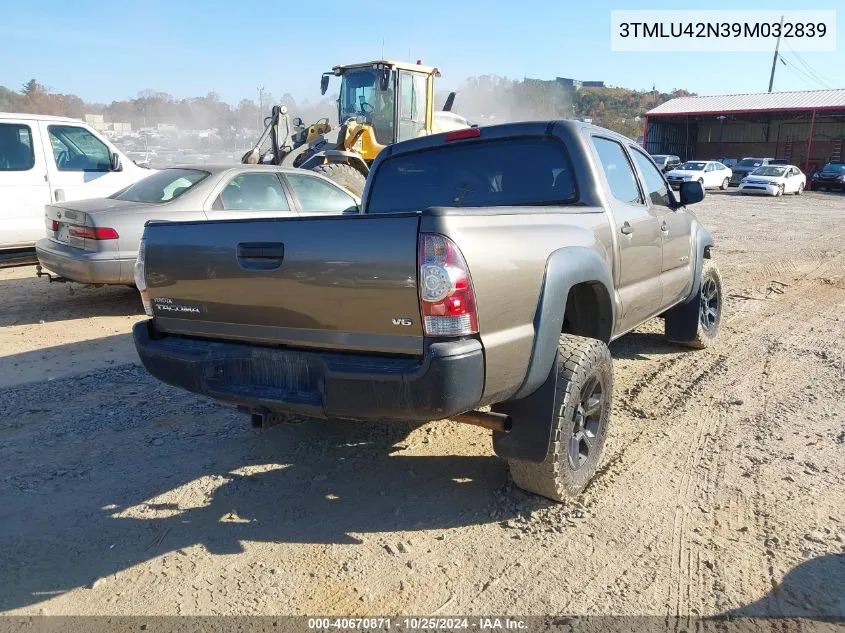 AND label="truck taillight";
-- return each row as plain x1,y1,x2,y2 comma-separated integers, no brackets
46,218,59,232
135,238,153,317
418,233,478,337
